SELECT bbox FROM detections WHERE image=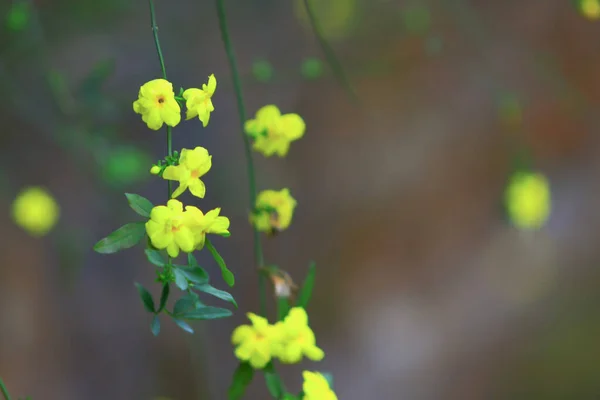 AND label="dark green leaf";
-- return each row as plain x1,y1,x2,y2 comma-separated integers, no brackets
177,305,232,320
173,293,198,315
135,282,155,313
196,283,238,308
228,362,254,400
173,269,189,291
158,283,170,312
277,297,290,321
93,222,146,254
283,394,300,400
151,315,160,336
188,252,199,267
264,362,284,398
205,239,235,287
125,193,153,217
173,318,194,334
296,261,316,309
175,265,209,284
145,248,166,267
